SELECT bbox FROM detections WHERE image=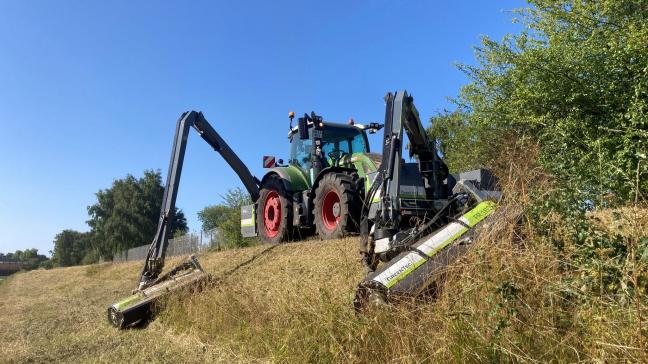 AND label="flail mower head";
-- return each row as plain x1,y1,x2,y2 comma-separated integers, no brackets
107,255,209,329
